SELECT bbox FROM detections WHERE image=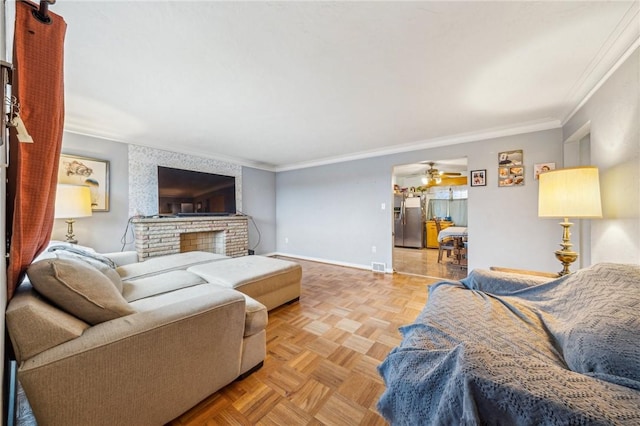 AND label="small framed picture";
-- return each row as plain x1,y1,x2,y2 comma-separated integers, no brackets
470,169,486,187
534,162,556,180
499,166,525,187
498,149,523,166
58,154,110,211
